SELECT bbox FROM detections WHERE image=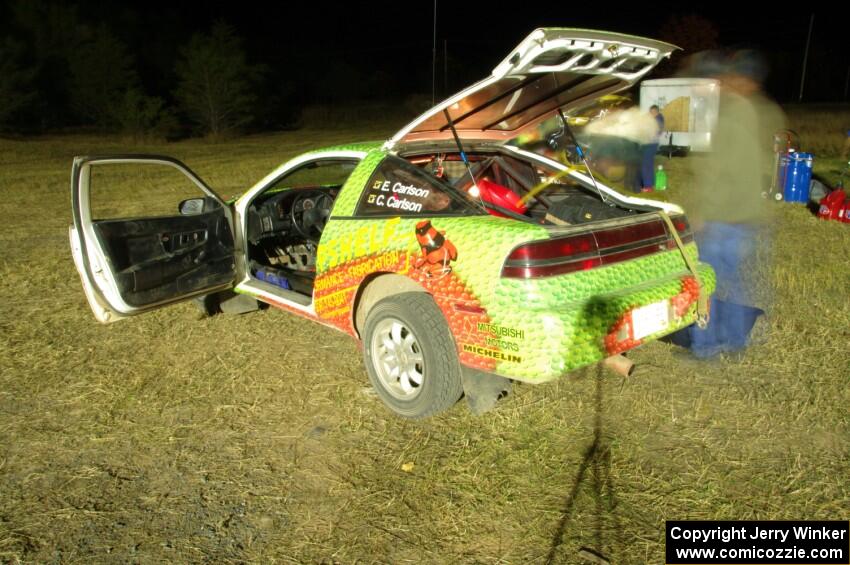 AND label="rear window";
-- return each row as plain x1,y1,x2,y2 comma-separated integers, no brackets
355,156,484,217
